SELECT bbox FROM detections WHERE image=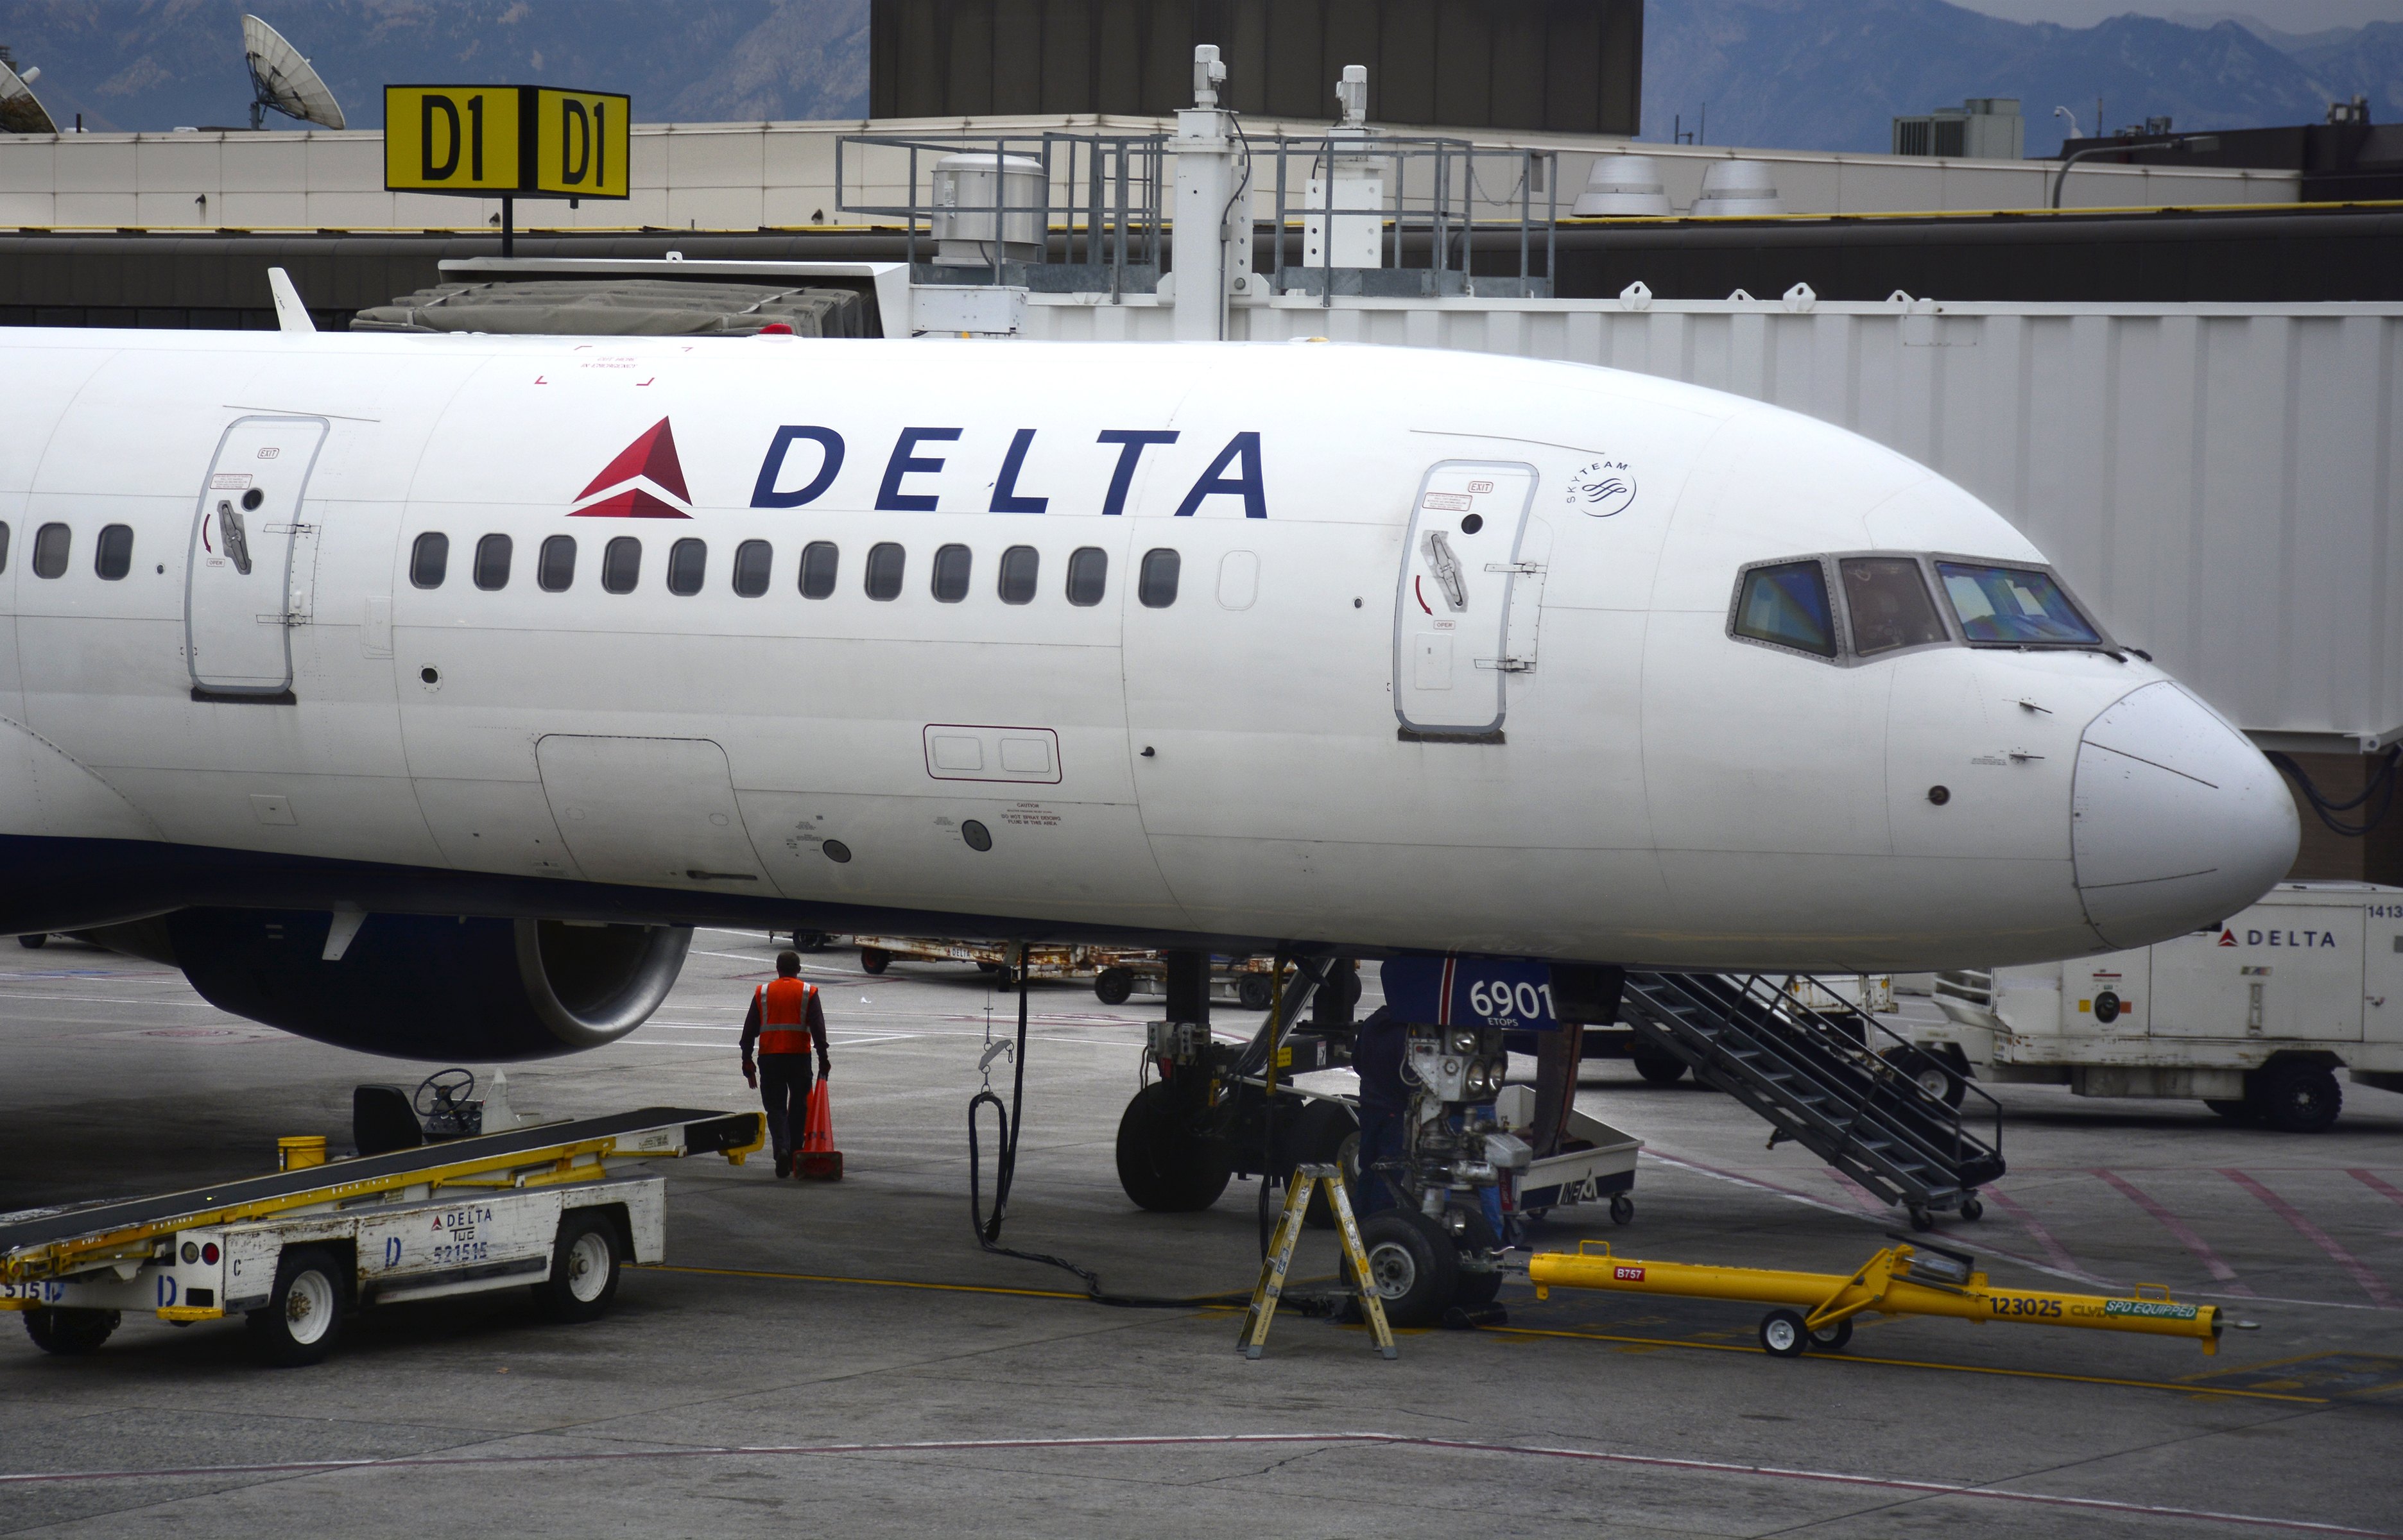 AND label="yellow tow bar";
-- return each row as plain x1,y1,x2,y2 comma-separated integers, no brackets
1525,1236,2238,1356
